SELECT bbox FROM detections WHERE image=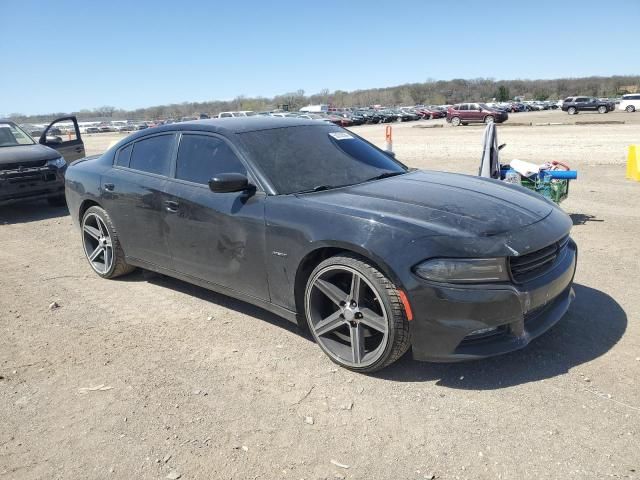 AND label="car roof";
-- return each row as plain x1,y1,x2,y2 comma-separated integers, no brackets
133,116,322,138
